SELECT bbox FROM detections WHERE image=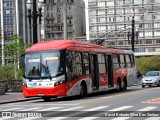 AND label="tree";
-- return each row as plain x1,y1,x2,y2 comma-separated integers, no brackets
136,56,160,74
1,34,31,80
